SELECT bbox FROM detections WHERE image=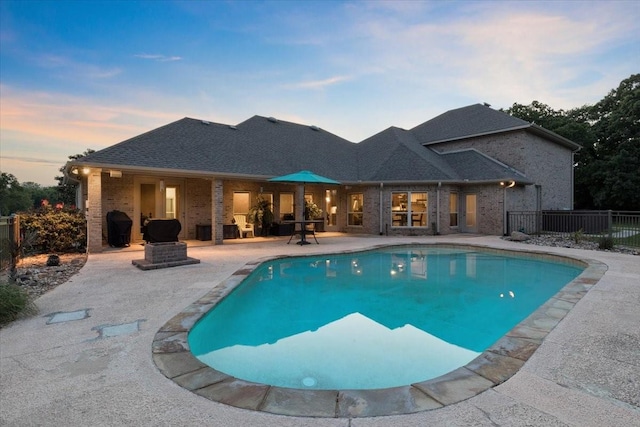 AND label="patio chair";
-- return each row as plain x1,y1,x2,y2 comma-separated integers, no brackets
233,215,254,238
